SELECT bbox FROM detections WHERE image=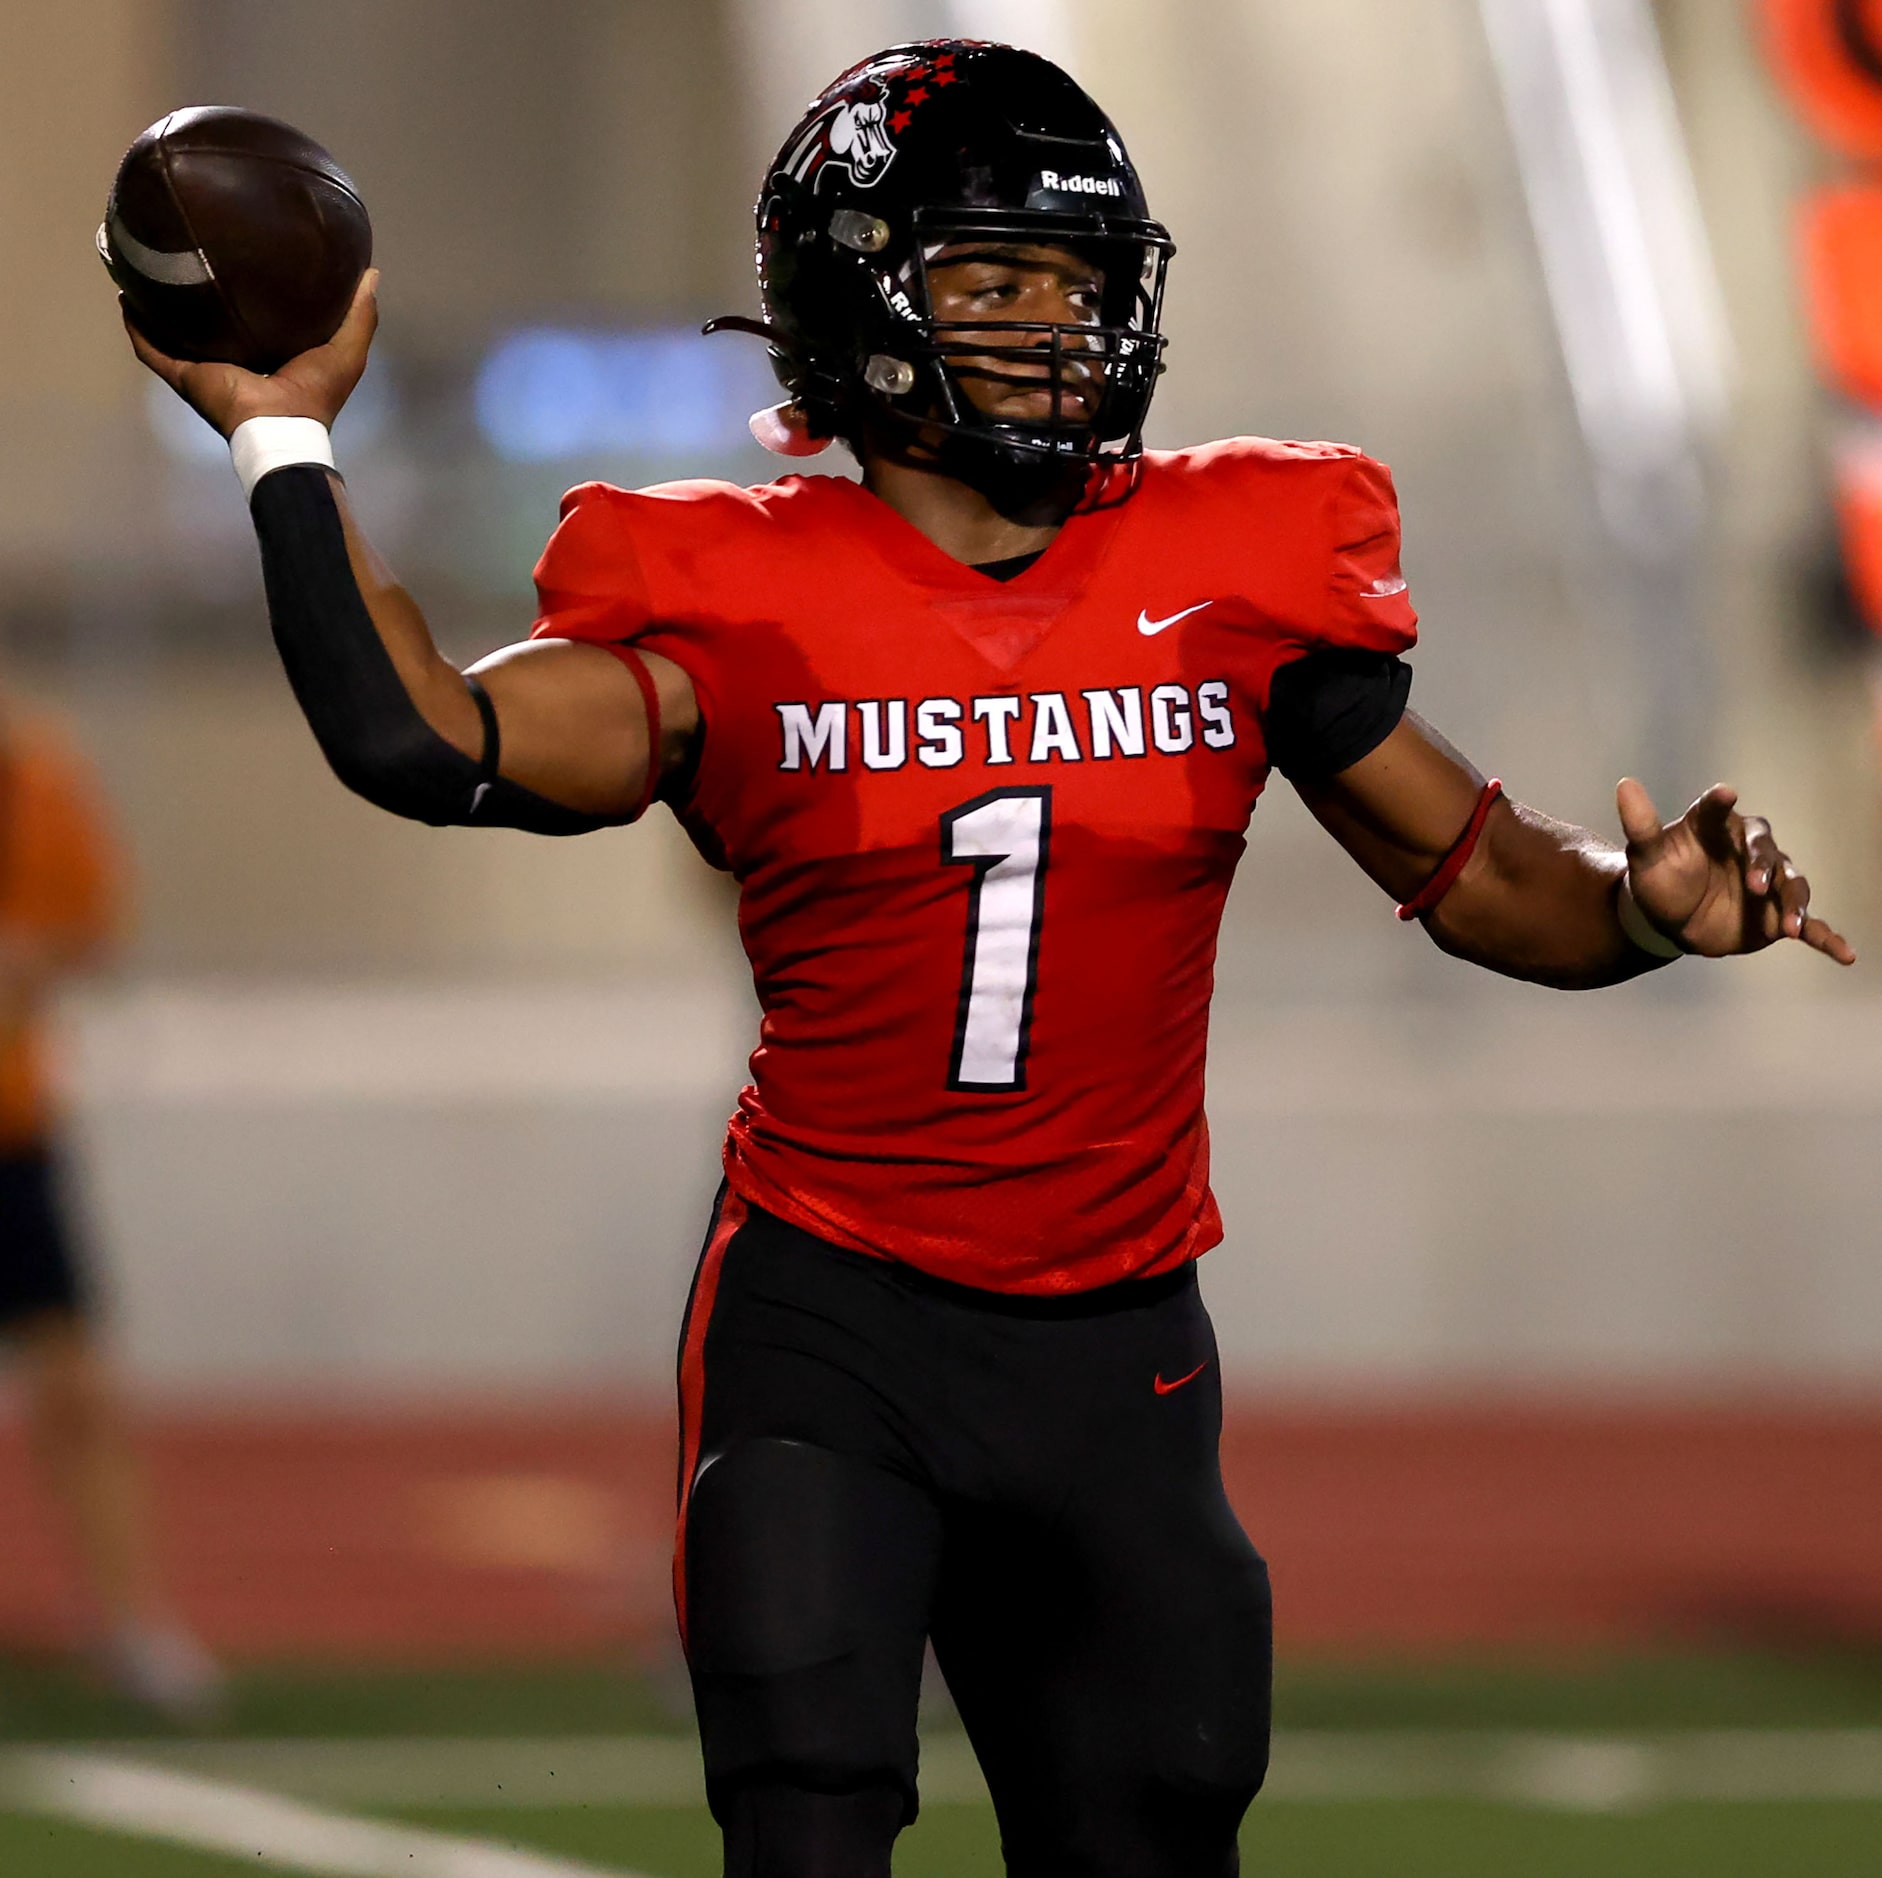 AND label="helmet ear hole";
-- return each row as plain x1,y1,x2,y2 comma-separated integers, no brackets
864,355,917,396
829,210,891,254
